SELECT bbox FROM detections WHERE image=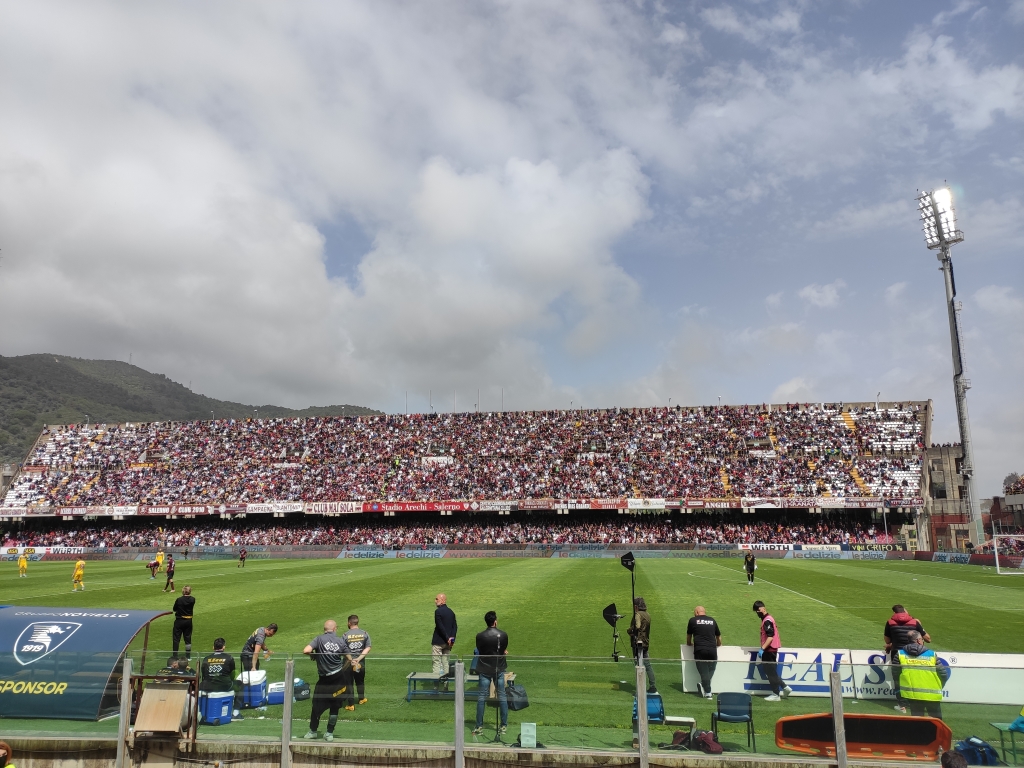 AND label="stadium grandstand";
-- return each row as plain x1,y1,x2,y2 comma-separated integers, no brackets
1,401,927,511
1,512,891,548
